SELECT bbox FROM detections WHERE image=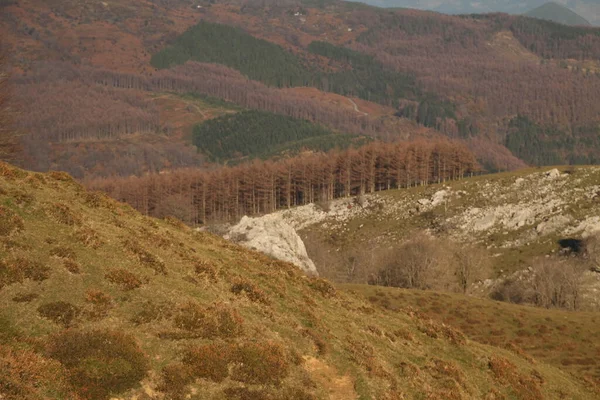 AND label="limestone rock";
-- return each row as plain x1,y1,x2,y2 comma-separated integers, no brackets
536,215,571,236
225,215,318,275
545,168,561,179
